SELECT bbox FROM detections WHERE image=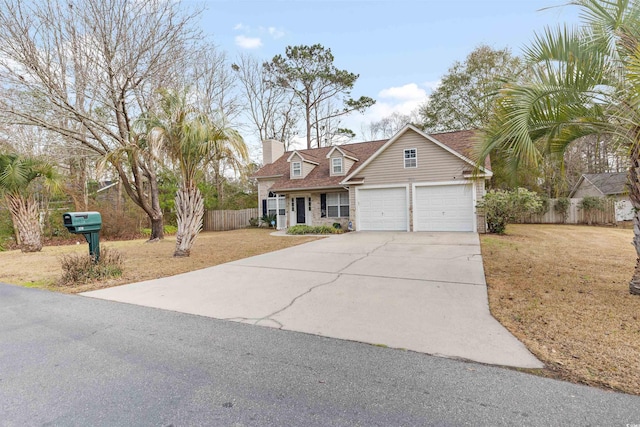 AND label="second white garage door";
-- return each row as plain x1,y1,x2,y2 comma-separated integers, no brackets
414,184,474,232
358,187,408,231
